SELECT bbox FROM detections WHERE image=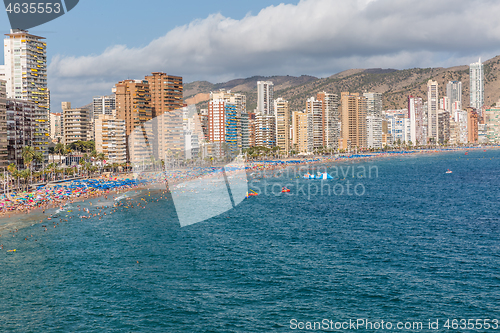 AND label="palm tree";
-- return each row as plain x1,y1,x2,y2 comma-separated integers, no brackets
55,143,65,166
22,146,36,186
20,169,30,191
